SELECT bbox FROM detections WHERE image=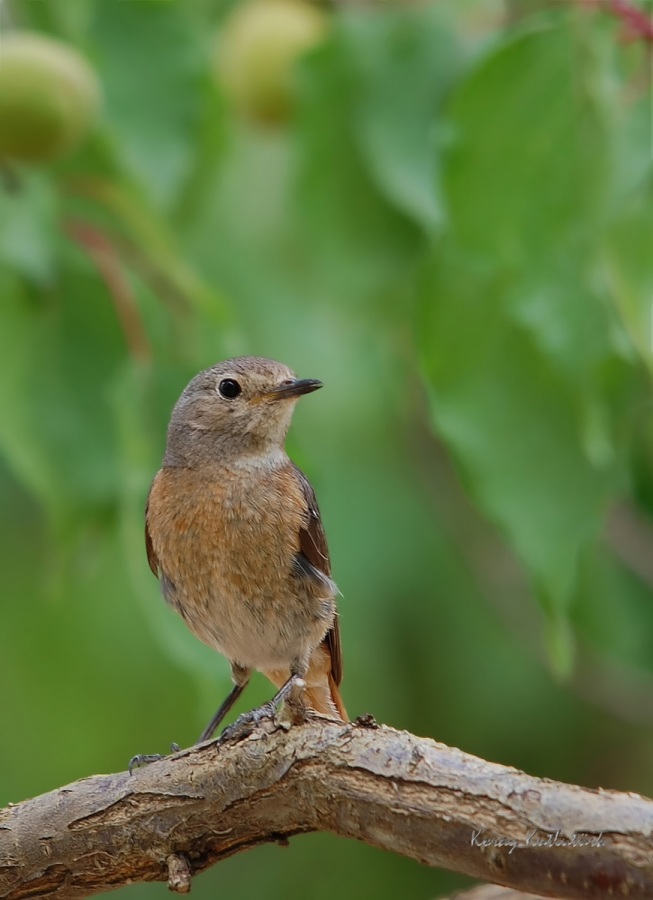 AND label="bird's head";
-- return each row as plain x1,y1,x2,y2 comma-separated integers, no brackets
164,356,322,466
